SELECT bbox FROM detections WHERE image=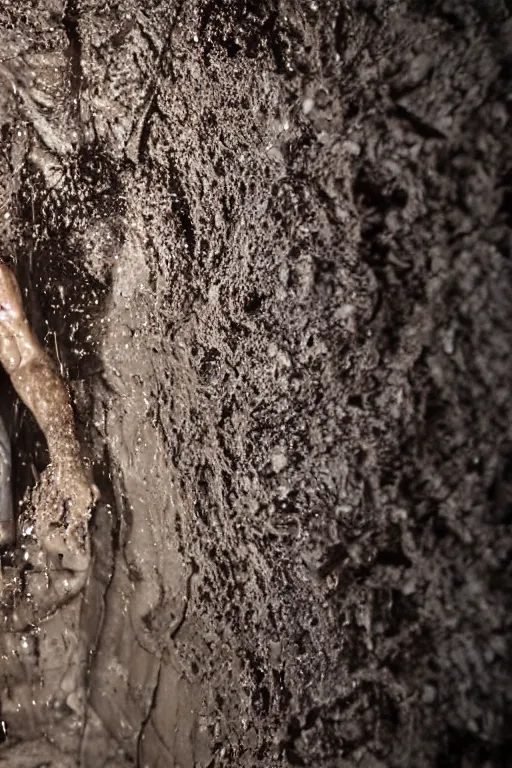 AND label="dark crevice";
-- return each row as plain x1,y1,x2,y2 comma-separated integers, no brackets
136,659,162,768
171,558,199,639
62,0,83,124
